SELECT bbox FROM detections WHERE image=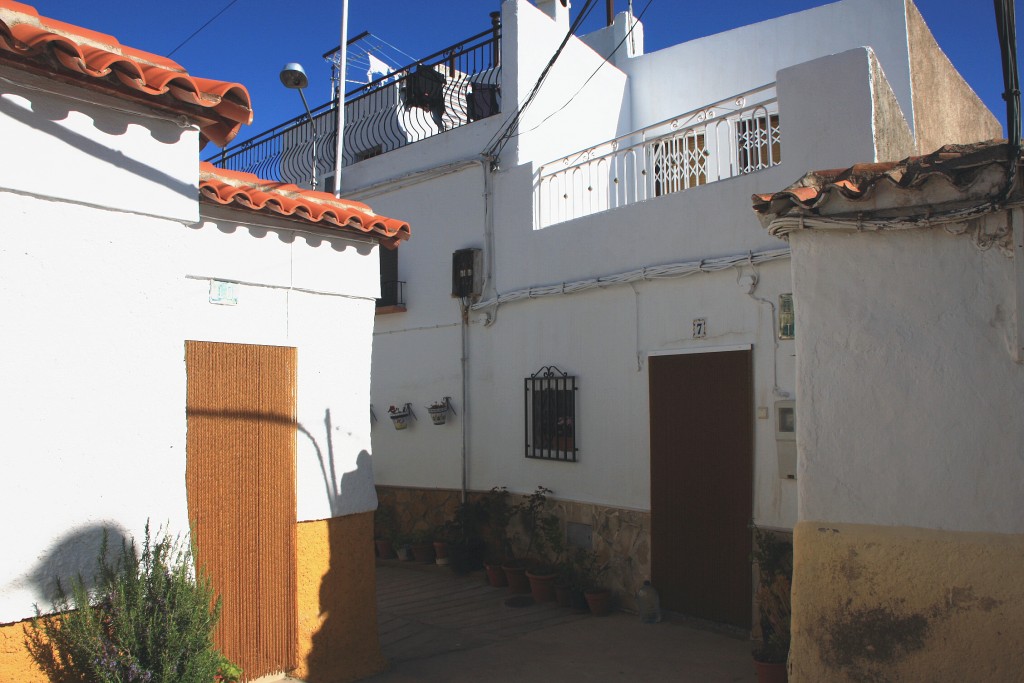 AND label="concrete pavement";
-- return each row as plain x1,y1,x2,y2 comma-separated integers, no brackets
361,561,756,682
